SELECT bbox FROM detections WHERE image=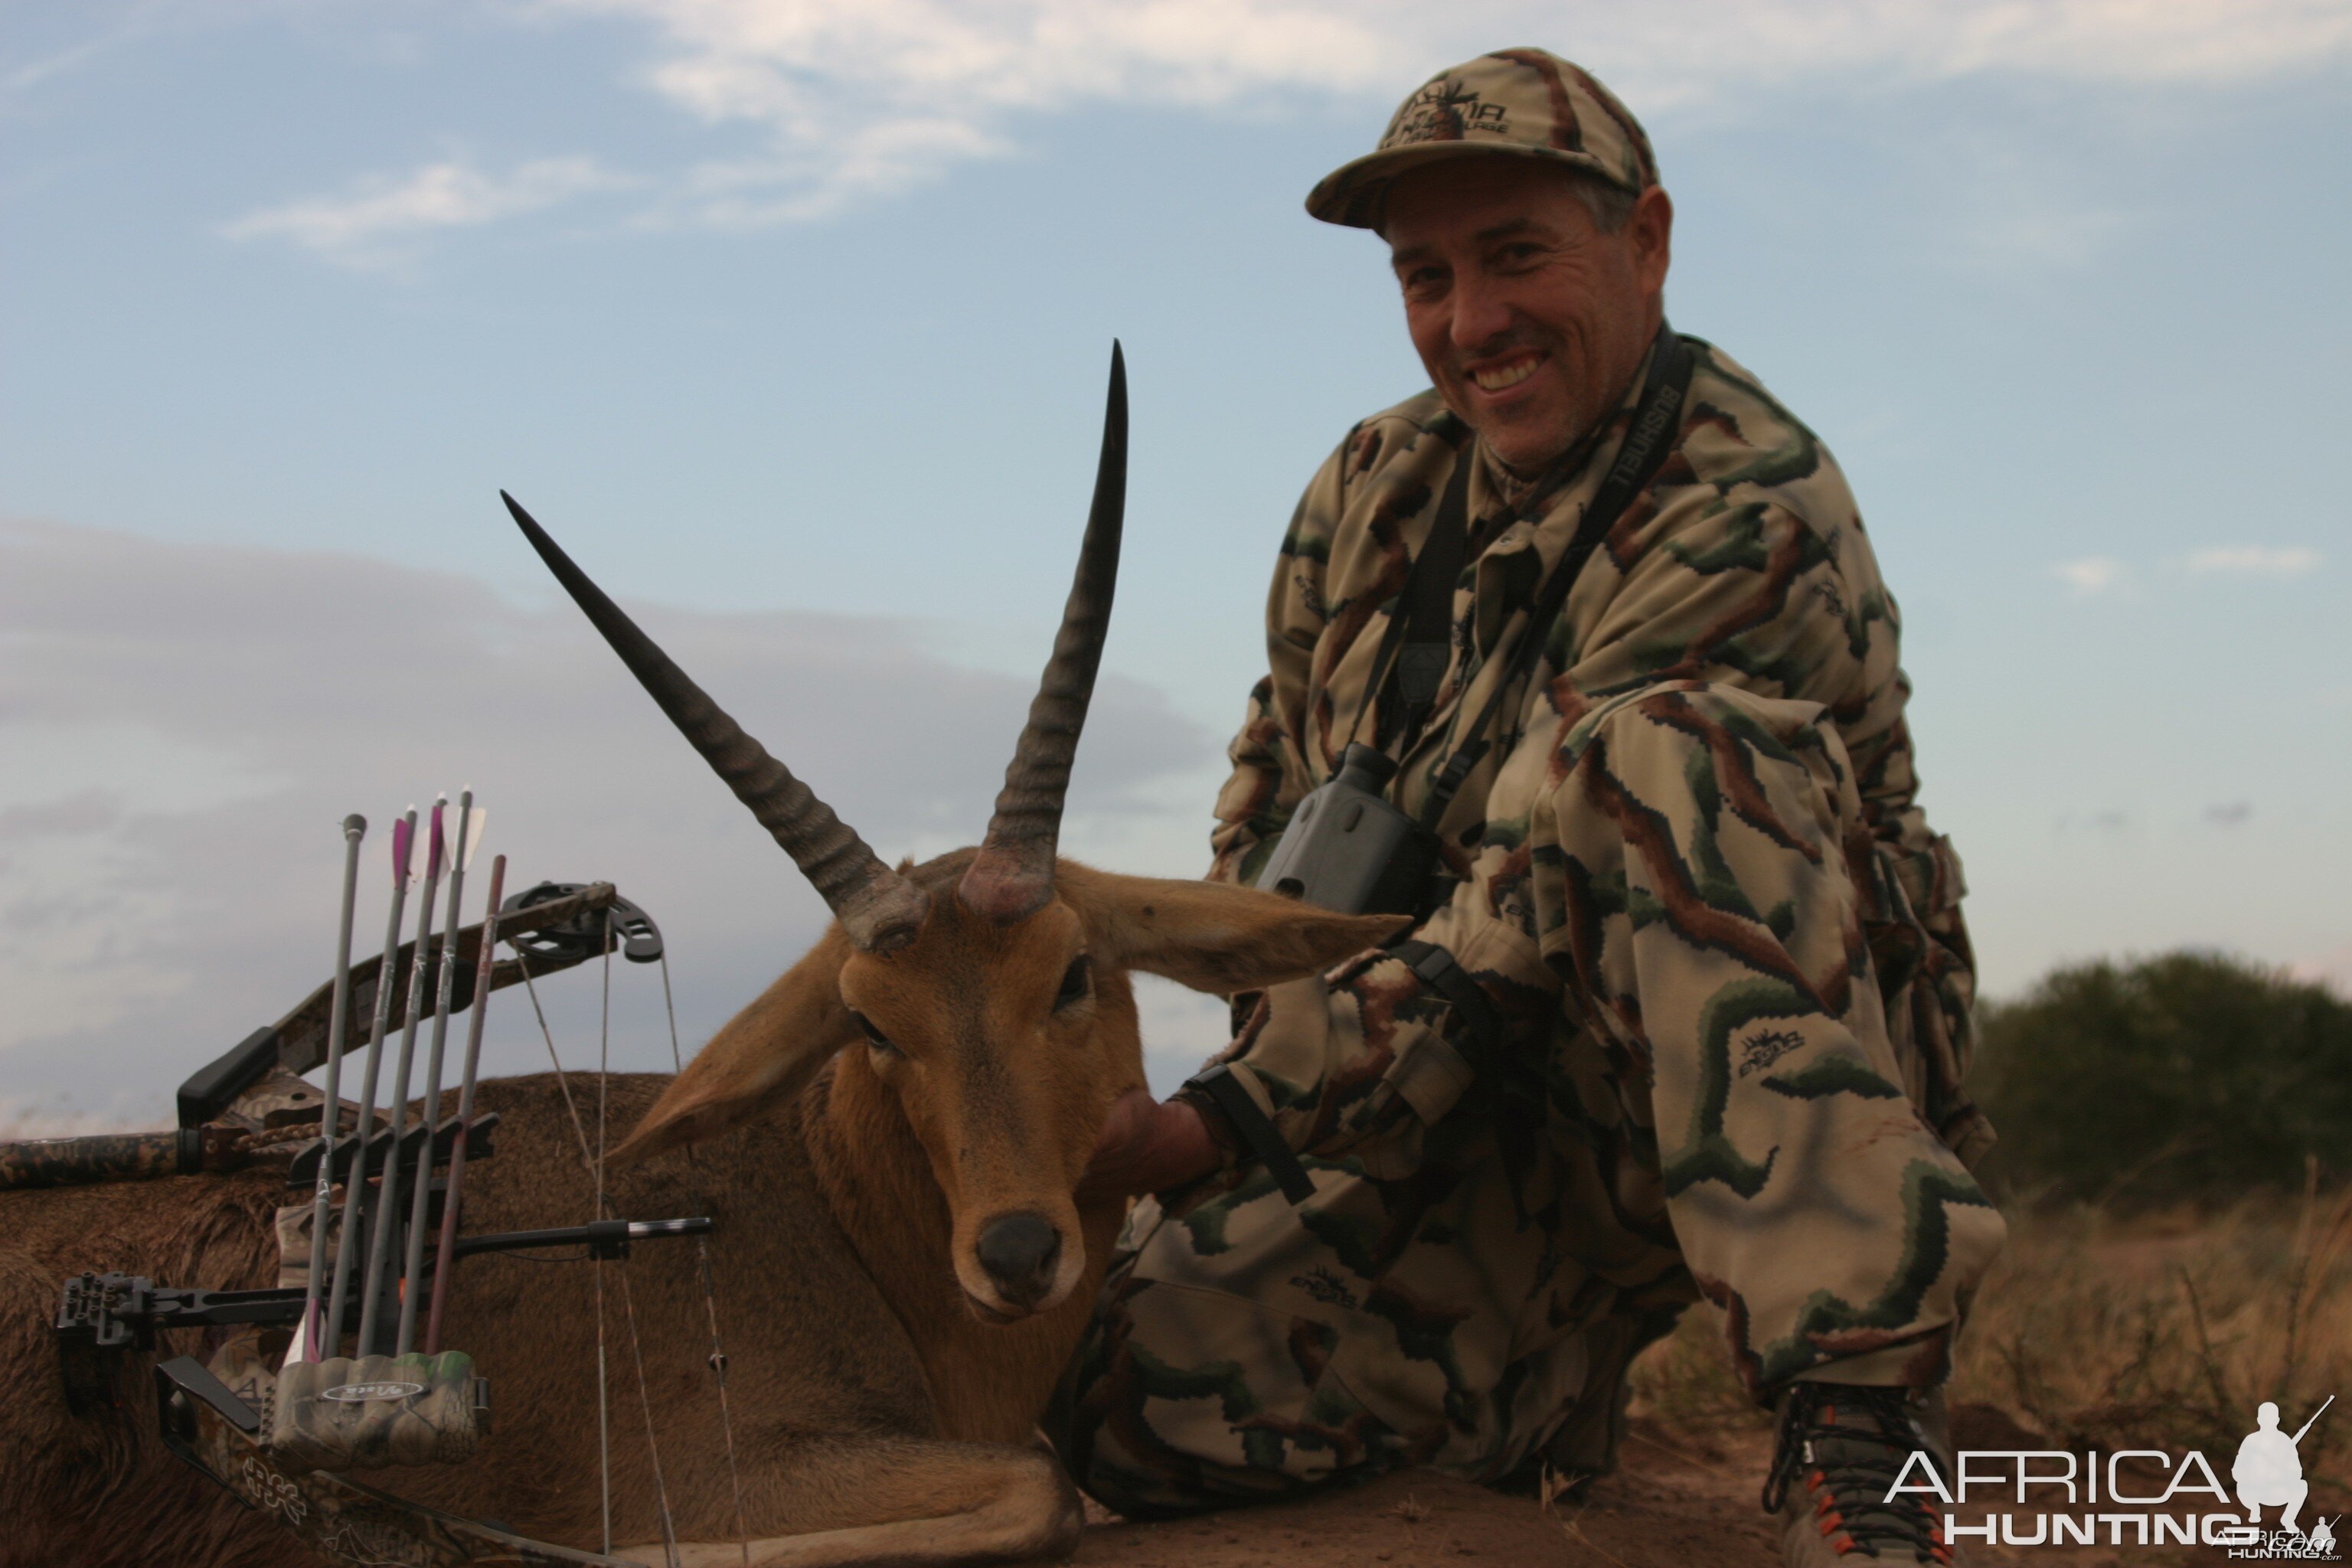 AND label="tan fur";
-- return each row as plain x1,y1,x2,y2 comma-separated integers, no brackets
0,854,1397,1568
